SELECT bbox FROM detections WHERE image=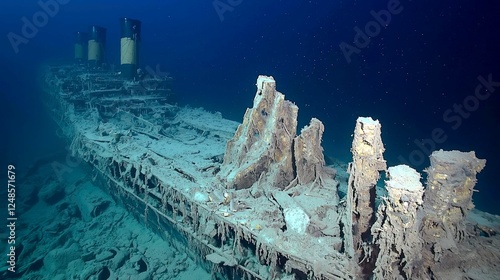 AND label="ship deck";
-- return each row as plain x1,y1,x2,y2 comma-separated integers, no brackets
42,64,354,279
